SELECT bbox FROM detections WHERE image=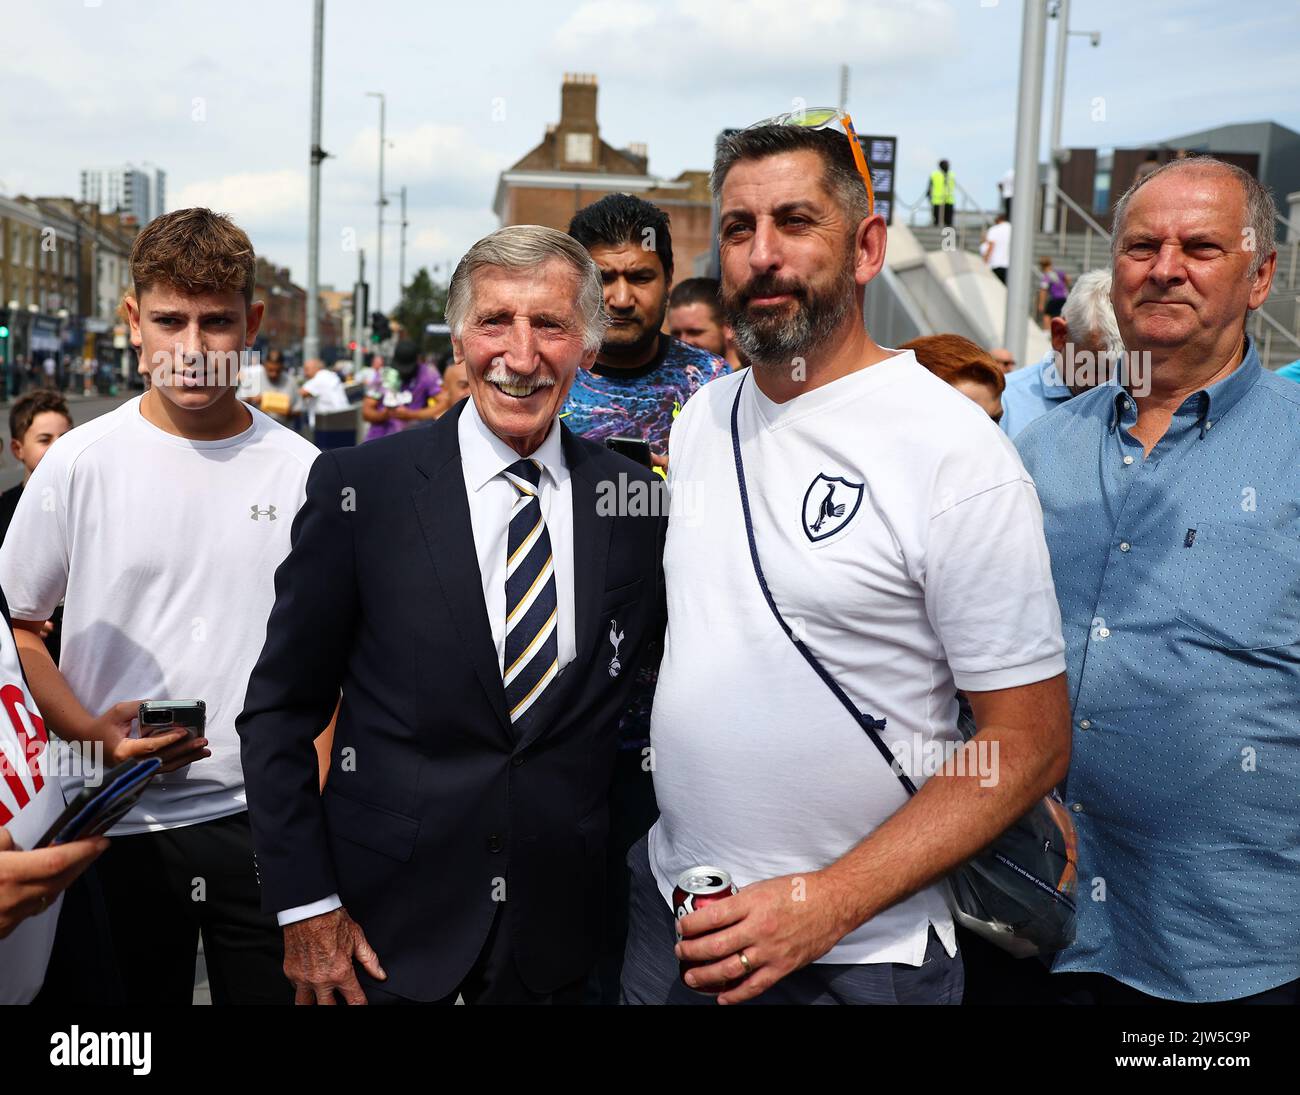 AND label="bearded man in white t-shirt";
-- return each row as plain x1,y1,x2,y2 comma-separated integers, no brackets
0,208,318,1005
621,120,1072,1005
